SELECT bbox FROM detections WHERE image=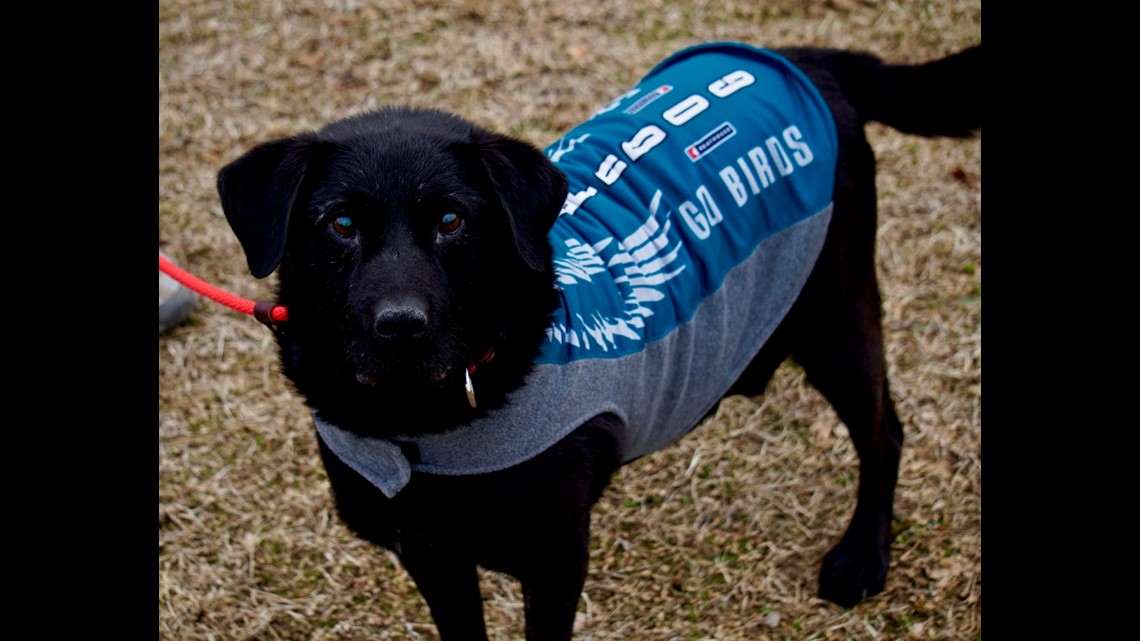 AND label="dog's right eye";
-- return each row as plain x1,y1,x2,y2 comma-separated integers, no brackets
331,215,356,238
